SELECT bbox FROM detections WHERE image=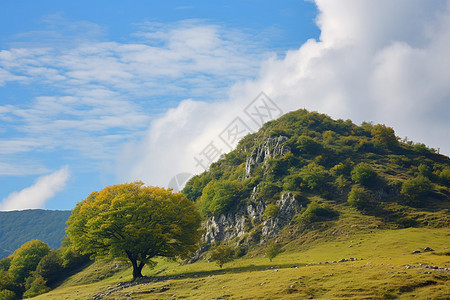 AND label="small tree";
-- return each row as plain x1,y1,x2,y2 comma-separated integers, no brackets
8,240,50,283
66,182,201,280
266,243,284,262
209,245,234,268
351,163,377,187
401,176,432,206
348,185,374,211
371,124,398,149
